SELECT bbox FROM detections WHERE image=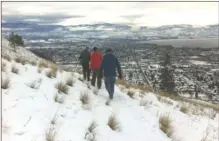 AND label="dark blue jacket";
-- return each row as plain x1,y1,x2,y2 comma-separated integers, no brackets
100,53,122,77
